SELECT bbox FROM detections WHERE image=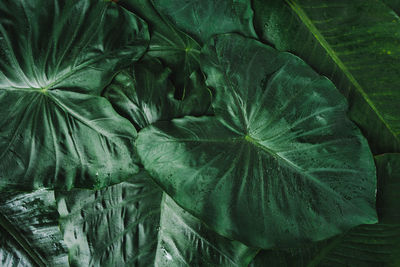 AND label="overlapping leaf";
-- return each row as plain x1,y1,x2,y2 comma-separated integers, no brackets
137,33,377,249
120,0,202,98
250,154,400,266
56,171,256,267
253,0,400,153
0,0,149,191
0,189,68,267
56,170,162,267
103,57,211,131
152,0,257,43
250,224,400,267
